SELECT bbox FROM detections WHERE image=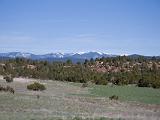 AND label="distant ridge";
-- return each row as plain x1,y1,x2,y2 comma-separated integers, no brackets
0,52,159,63
0,51,116,59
